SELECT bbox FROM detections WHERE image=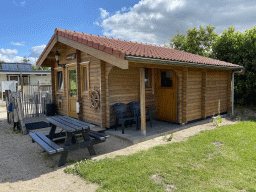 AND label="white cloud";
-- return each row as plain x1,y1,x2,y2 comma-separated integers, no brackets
0,45,46,65
0,48,23,63
99,8,109,19
10,41,25,46
121,7,127,12
29,45,46,58
96,0,256,45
